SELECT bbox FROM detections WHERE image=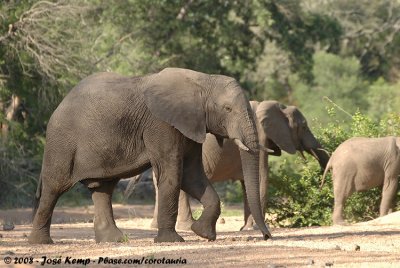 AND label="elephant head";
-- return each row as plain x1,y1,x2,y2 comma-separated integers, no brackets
144,68,258,152
251,100,329,170
144,68,271,239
